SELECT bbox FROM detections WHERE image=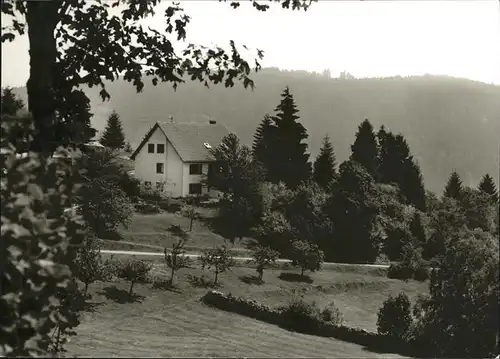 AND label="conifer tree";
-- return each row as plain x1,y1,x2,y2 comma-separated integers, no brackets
443,171,463,200
378,131,426,211
100,110,126,150
270,87,311,189
252,114,277,181
313,134,337,189
478,174,498,202
350,119,379,177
